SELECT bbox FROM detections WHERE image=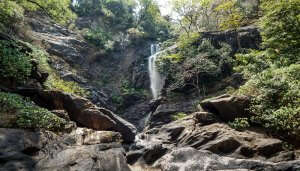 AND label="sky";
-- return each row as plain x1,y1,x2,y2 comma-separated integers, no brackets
156,0,172,16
